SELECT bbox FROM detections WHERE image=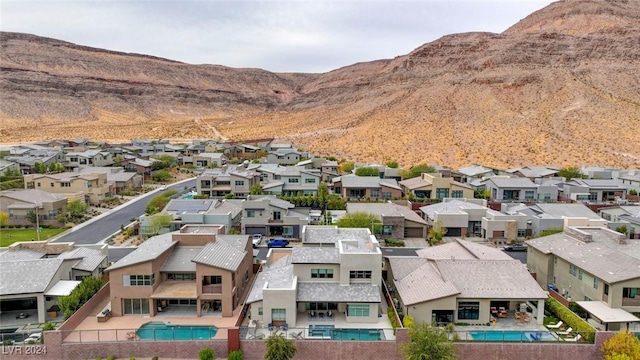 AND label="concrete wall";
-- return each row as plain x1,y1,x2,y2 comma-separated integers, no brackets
405,295,457,325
